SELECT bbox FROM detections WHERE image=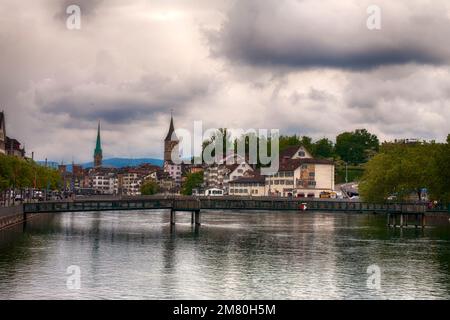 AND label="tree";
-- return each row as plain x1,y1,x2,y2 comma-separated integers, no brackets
140,180,159,195
312,138,334,158
335,129,379,164
359,142,439,202
429,138,450,202
181,172,204,196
